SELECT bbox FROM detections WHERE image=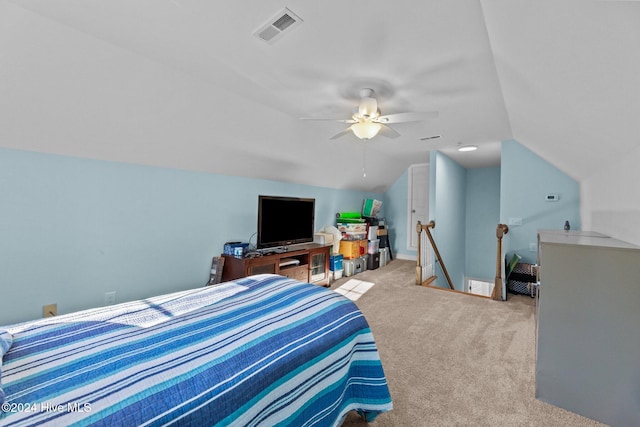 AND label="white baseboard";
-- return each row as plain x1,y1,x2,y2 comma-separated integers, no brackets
395,253,417,261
